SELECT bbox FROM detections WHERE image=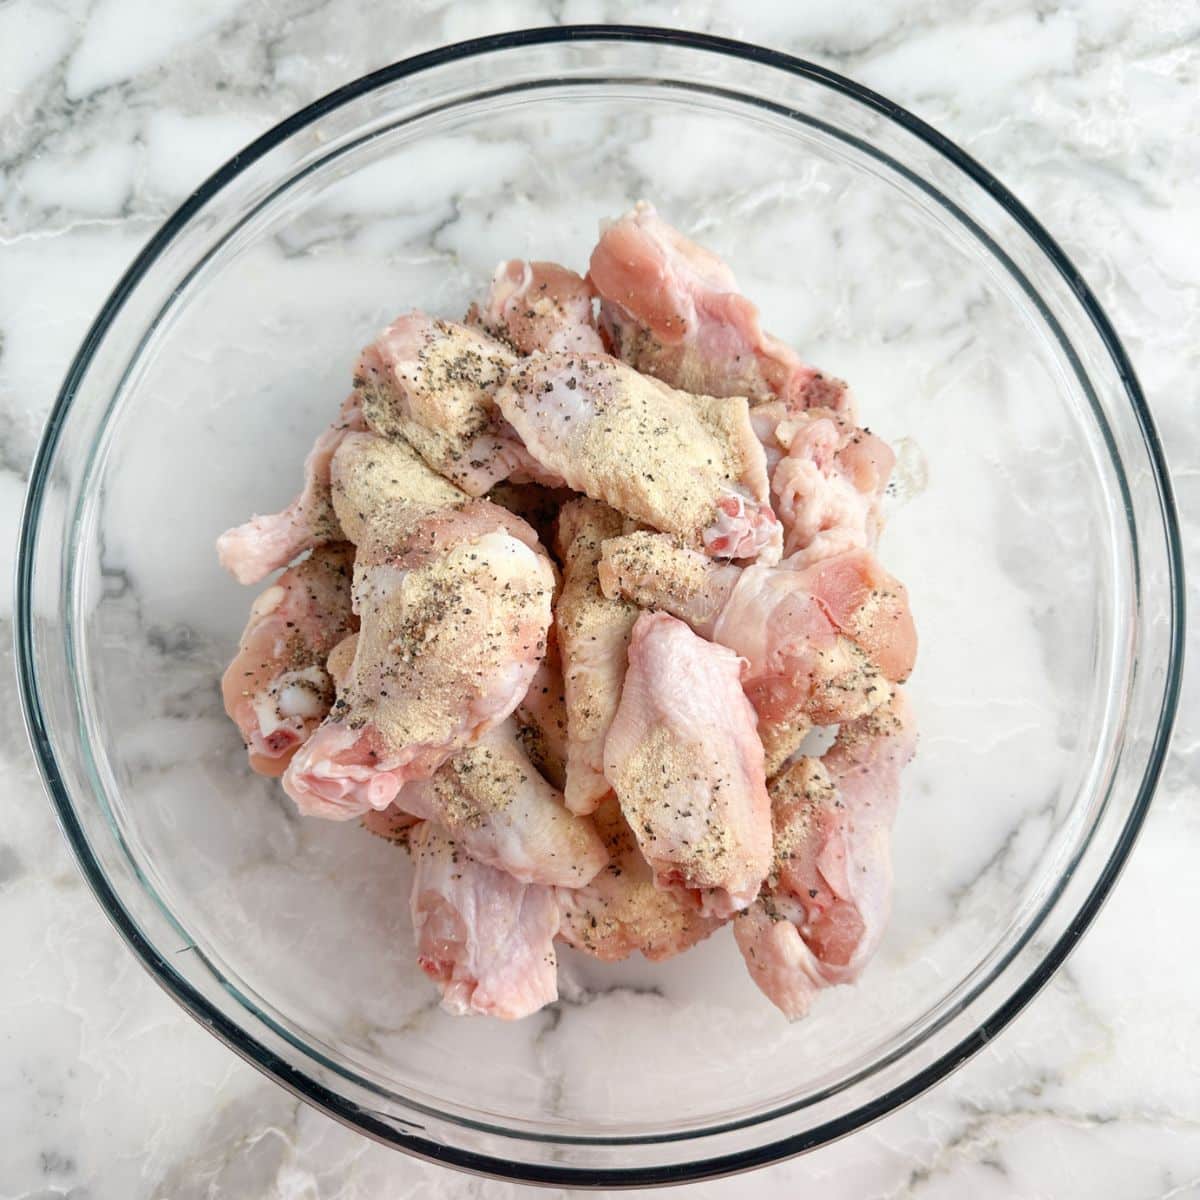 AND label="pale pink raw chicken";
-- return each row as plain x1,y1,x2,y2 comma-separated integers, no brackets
555,498,640,816
217,394,363,585
221,543,356,776
734,690,916,1019
469,260,605,355
410,822,560,1019
283,507,555,820
328,631,594,883
496,352,781,562
557,796,725,961
354,311,557,495
589,203,851,415
599,533,916,771
390,719,607,888
603,611,772,919
750,403,895,562
327,429,468,556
